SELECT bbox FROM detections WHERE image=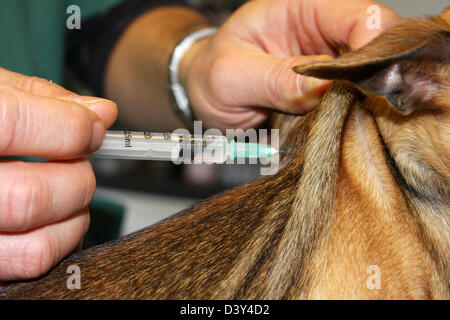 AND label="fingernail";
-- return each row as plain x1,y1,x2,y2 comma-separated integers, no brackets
315,54,334,61
296,55,334,67
300,76,330,95
71,96,107,105
71,96,117,115
84,99,112,116
90,121,105,152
